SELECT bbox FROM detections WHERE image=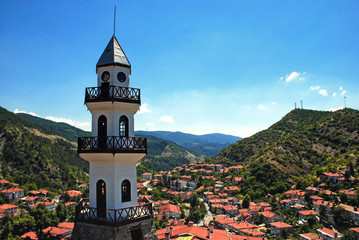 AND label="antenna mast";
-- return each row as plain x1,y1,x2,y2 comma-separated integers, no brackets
114,6,117,36
301,100,303,109
344,96,347,108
